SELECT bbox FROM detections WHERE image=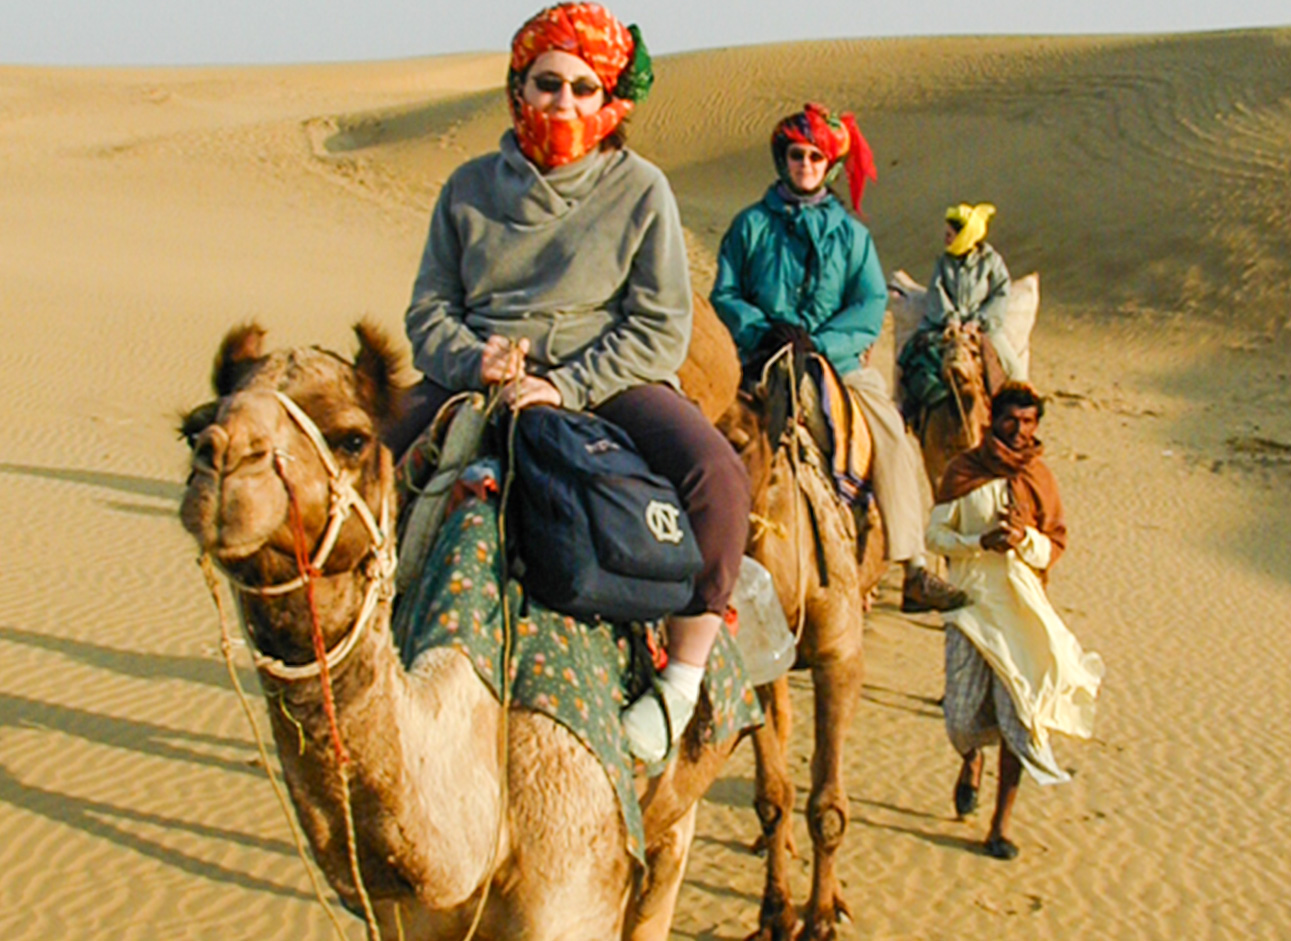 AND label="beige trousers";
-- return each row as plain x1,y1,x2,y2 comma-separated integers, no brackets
843,365,927,563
